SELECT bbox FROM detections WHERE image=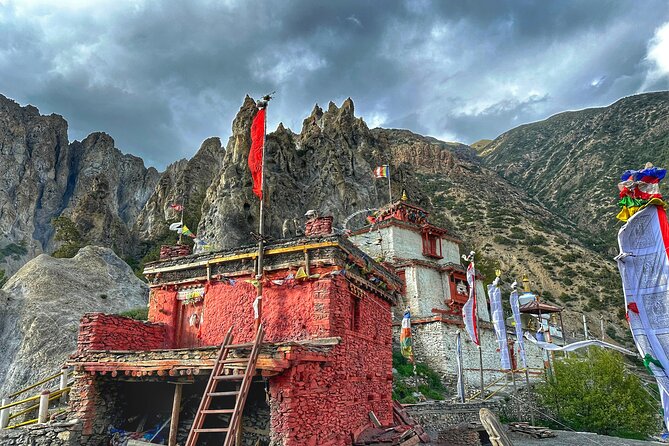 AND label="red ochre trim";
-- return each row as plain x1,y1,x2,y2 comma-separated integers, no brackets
657,206,669,262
